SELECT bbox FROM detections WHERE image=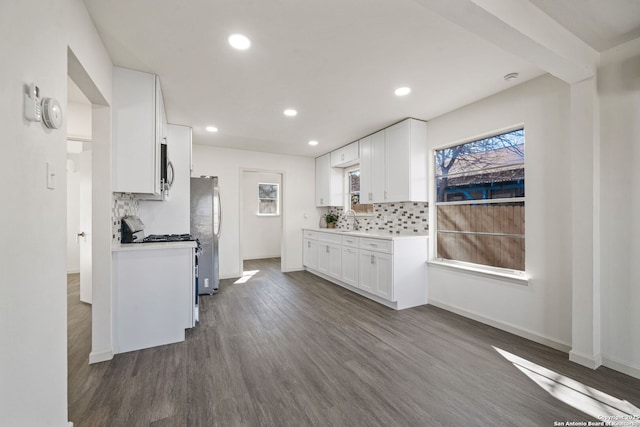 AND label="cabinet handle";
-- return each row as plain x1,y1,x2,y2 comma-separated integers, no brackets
384,191,387,200
326,246,329,253
308,241,311,248
368,192,372,201
320,197,324,204
369,243,378,248
371,254,376,264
